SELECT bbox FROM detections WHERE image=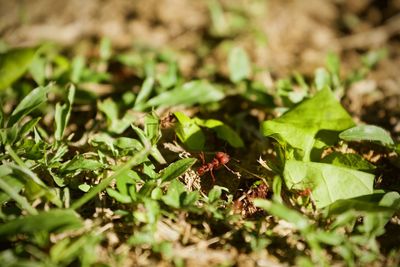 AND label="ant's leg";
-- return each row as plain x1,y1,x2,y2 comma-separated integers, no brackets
210,170,216,183
199,151,206,165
